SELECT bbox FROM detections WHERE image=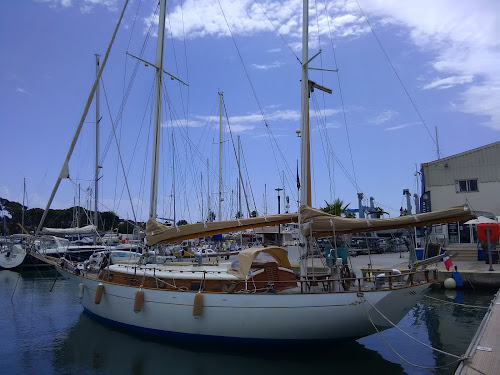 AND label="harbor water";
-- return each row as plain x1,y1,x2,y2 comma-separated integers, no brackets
0,269,495,375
